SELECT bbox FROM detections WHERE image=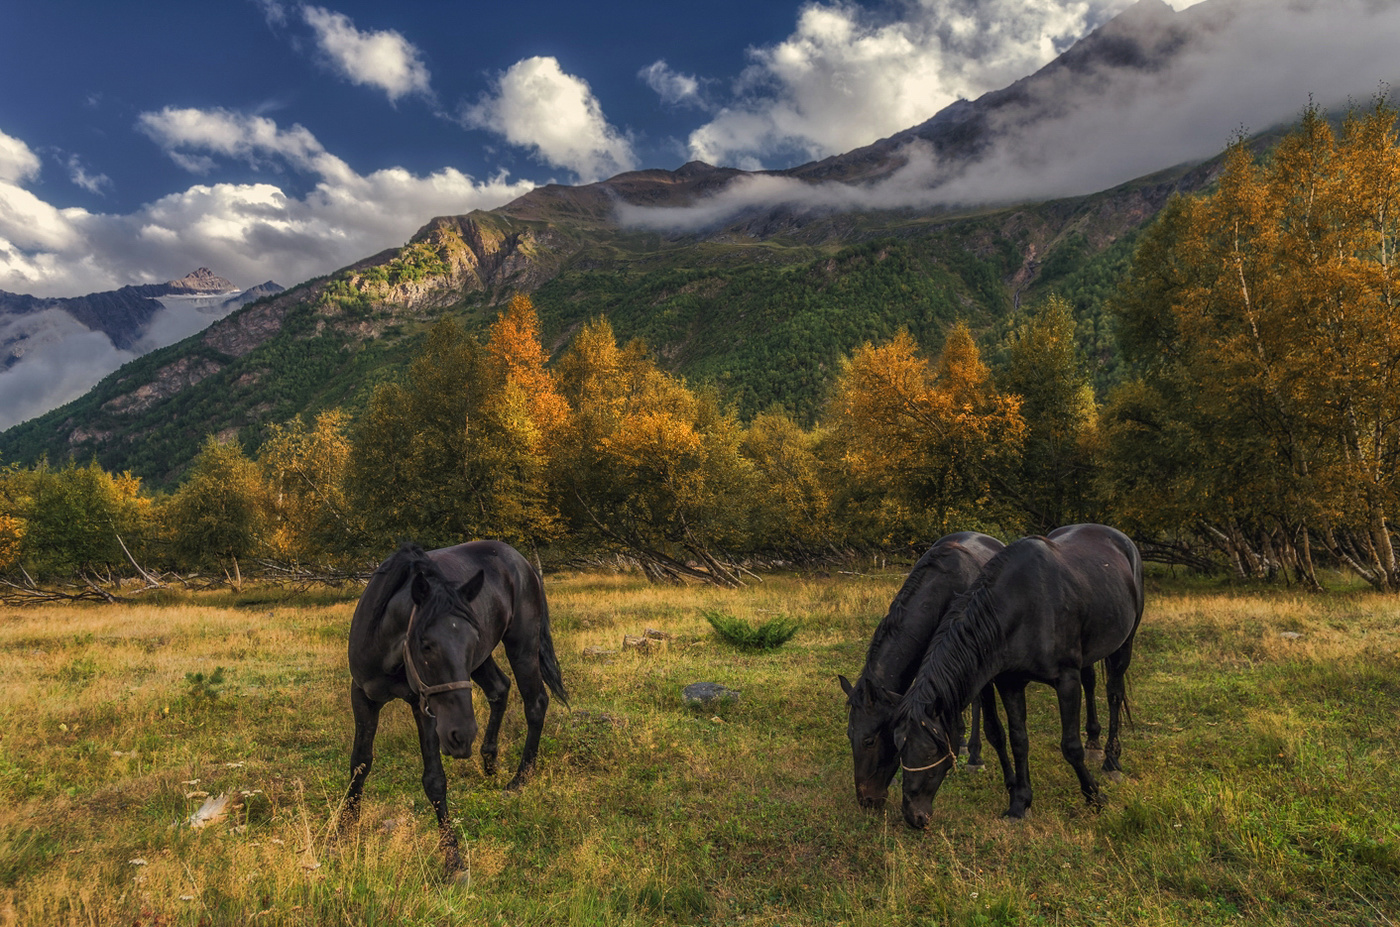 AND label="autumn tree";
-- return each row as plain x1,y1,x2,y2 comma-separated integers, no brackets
824,324,1025,549
1106,100,1400,588
553,318,755,585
